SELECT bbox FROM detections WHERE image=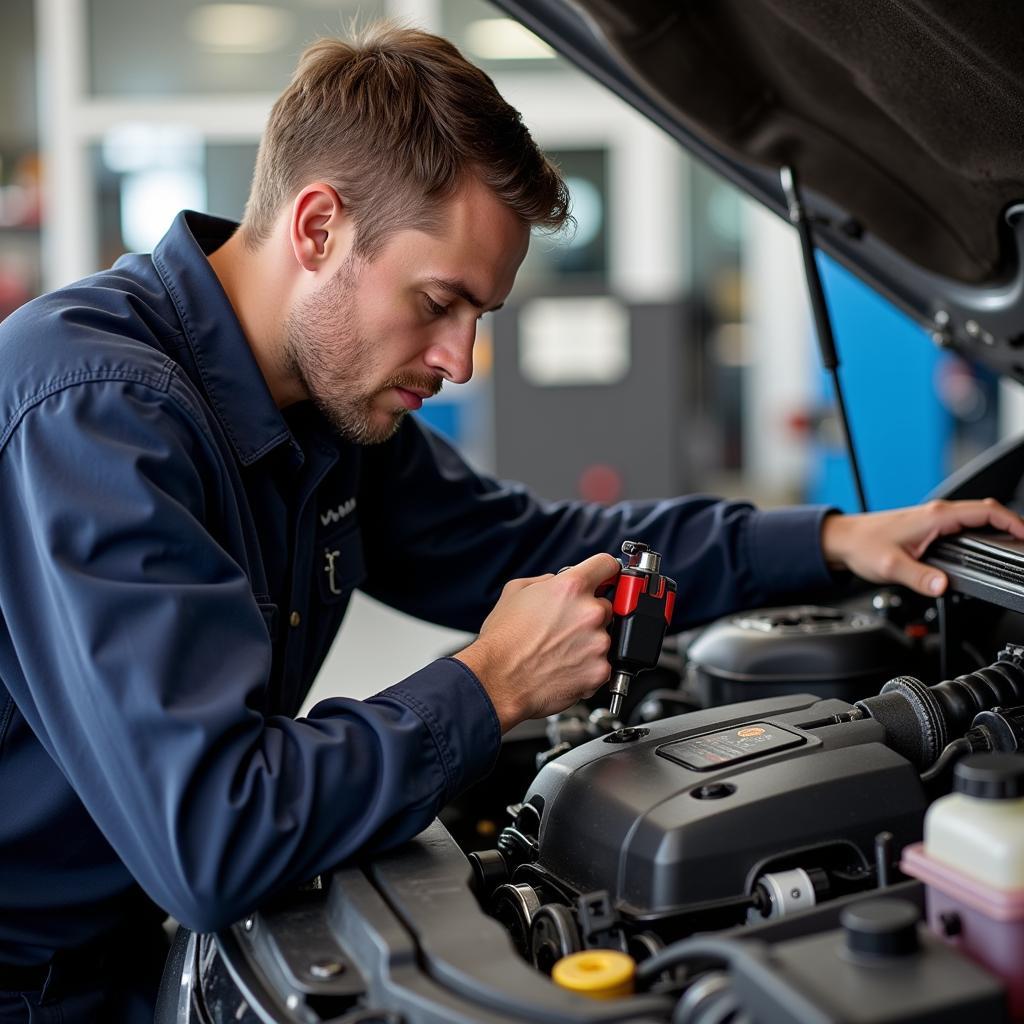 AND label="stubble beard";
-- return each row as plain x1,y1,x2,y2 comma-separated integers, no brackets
282,257,442,445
